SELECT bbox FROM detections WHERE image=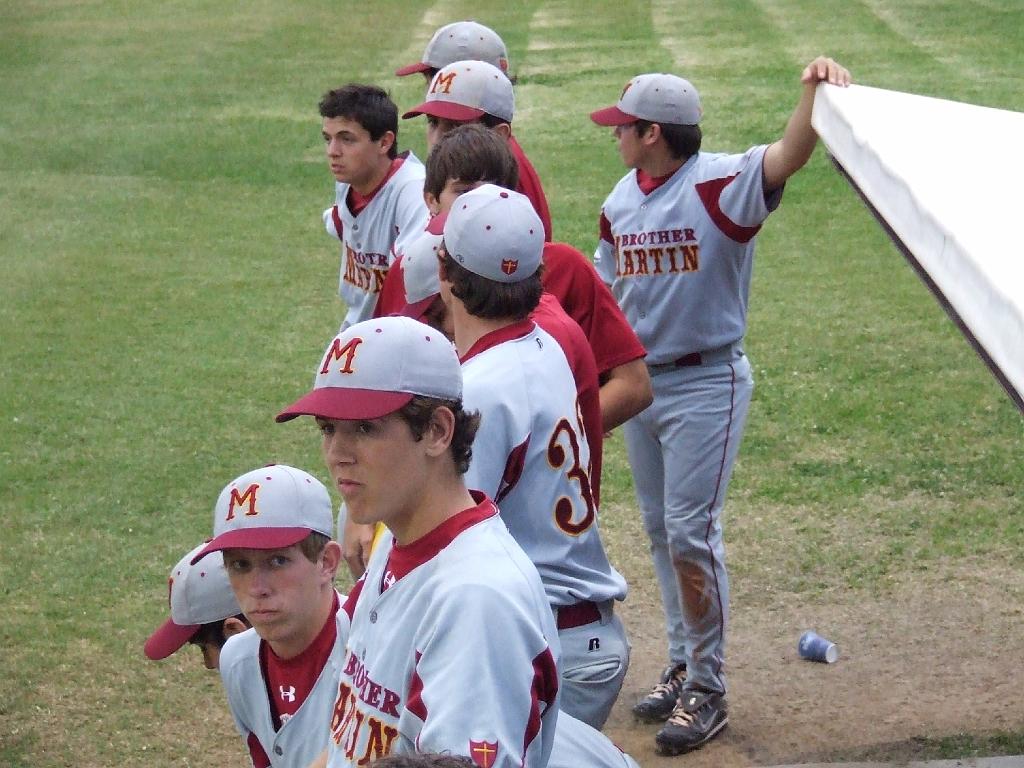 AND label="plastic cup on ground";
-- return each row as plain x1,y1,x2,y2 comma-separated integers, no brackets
798,630,839,663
